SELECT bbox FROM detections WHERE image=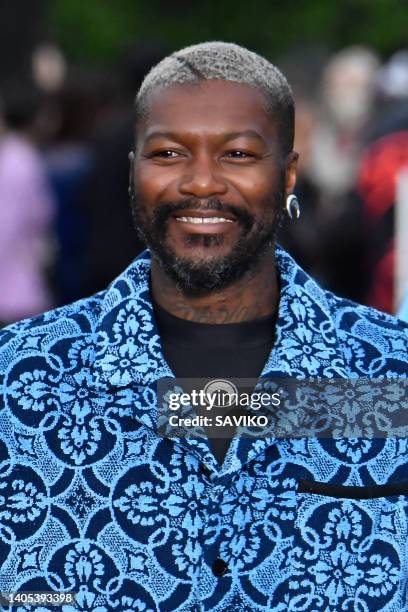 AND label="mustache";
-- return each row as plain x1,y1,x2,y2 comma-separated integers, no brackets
152,198,254,231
